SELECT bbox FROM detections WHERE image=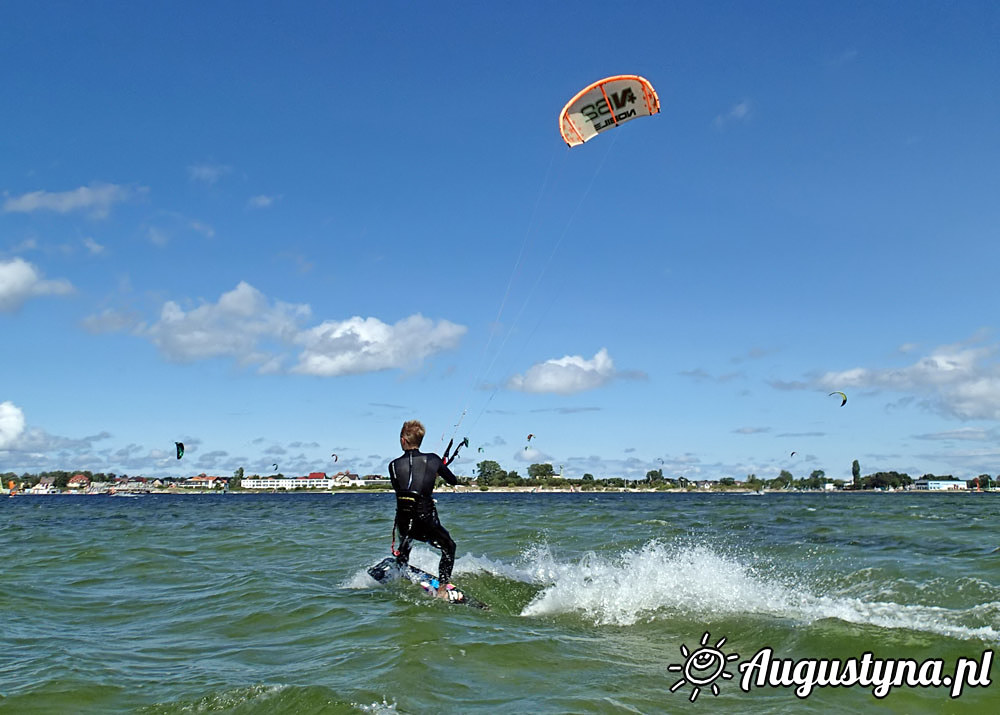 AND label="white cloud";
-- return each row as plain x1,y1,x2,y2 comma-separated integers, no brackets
516,447,550,463
11,427,111,453
144,281,310,364
189,220,215,238
914,427,994,442
680,368,743,383
248,194,279,209
0,401,26,449
508,348,617,395
2,183,139,218
81,308,142,334
292,314,466,376
0,257,74,312
713,100,752,128
188,163,231,184
11,237,38,252
145,212,214,245
818,338,1000,420
147,227,169,246
82,237,105,255
91,282,465,376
